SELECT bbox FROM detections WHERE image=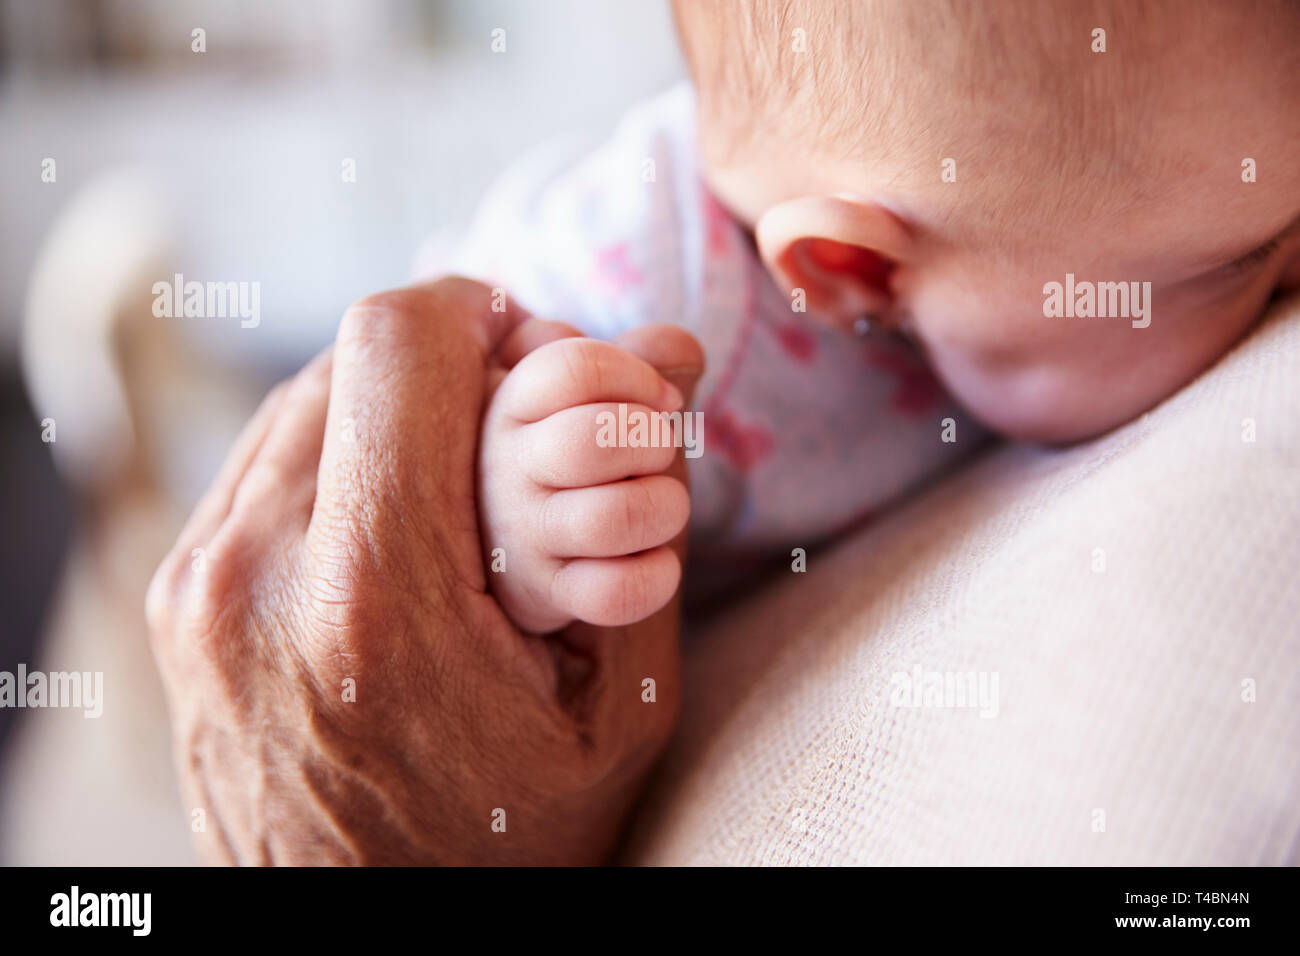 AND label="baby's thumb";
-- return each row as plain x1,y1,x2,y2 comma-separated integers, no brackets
613,325,706,408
